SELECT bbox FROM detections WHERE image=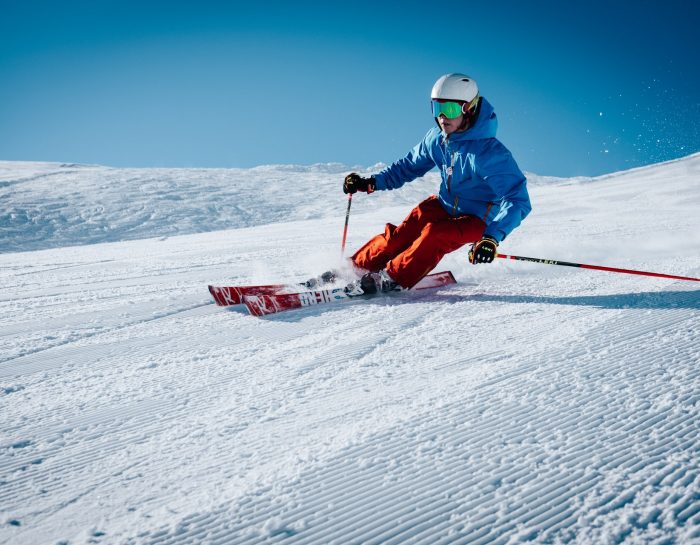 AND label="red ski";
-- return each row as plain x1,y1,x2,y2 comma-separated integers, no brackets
243,271,456,317
208,272,338,306
208,283,291,306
